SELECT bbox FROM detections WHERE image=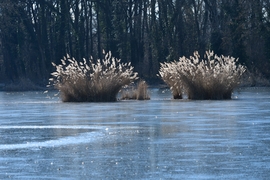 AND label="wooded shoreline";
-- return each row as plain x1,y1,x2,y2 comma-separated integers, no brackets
0,1,270,87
